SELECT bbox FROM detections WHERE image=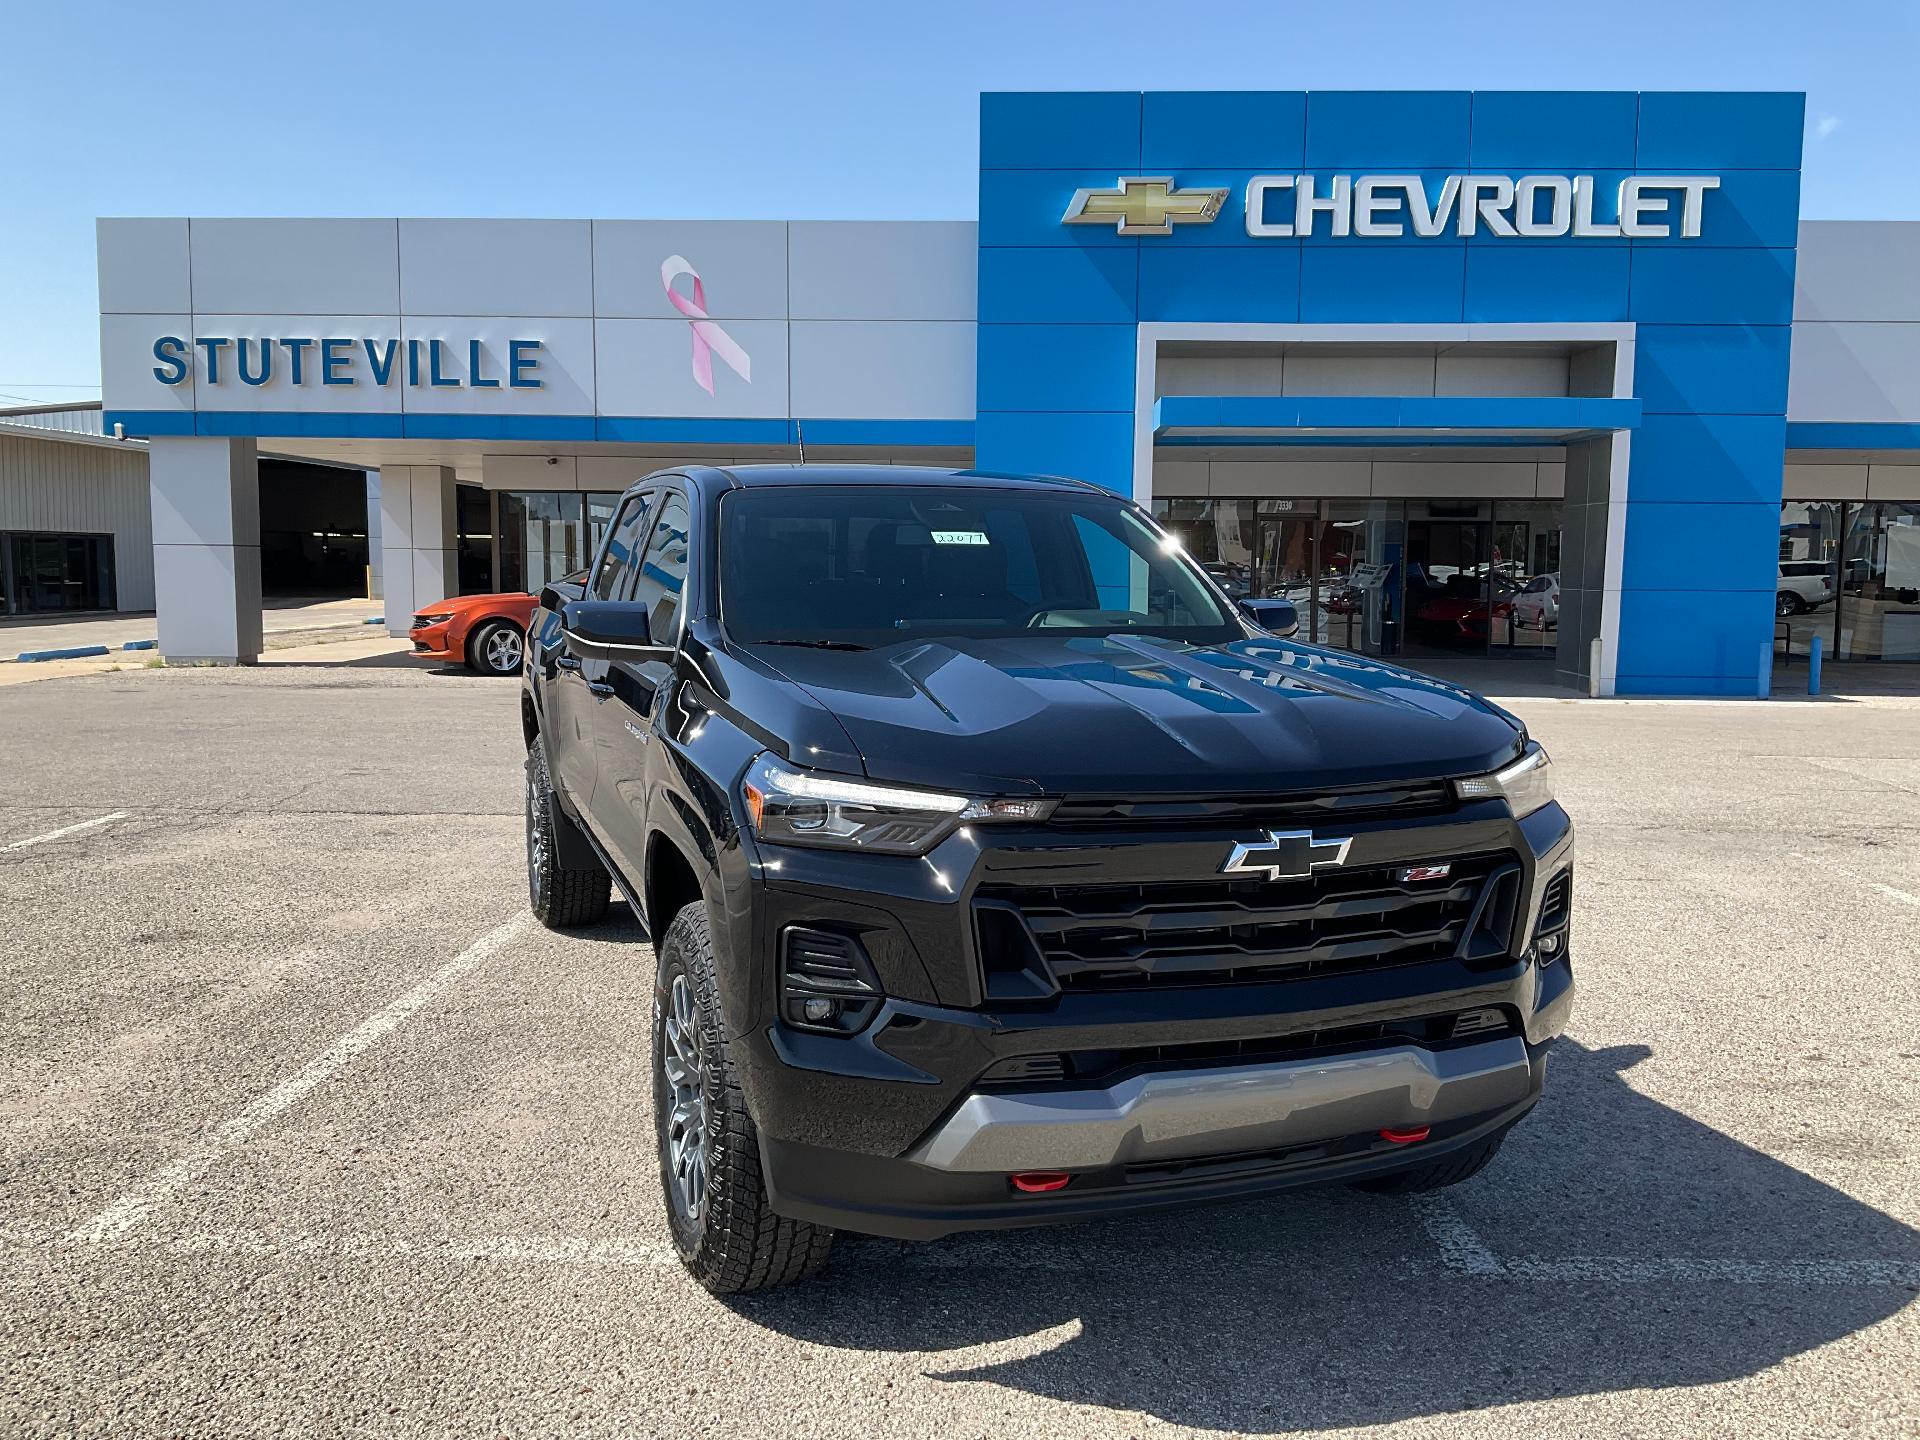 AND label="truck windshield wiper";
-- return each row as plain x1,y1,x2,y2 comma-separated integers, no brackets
758,639,872,651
